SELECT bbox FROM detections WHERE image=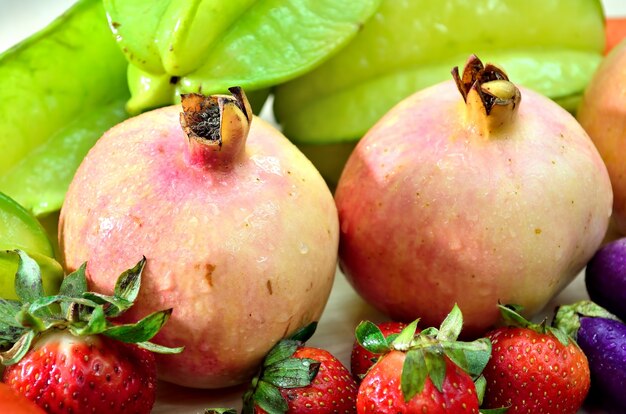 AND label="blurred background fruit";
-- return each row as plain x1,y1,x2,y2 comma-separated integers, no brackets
274,0,606,186
0,193,62,300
